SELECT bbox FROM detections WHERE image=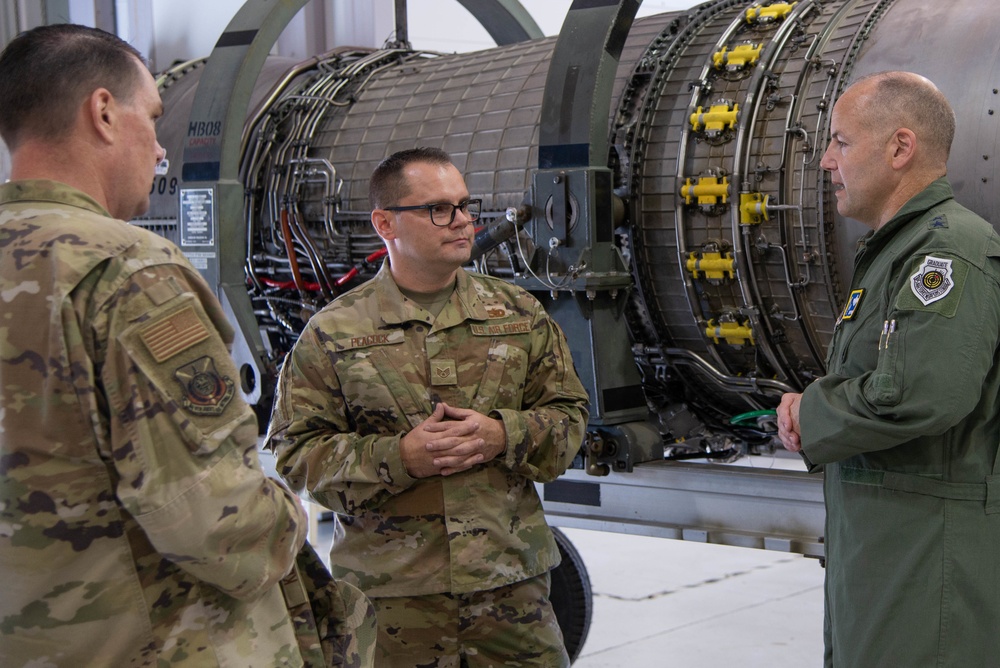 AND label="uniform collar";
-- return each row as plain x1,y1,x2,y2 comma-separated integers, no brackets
868,177,954,243
0,179,113,218
373,260,491,327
